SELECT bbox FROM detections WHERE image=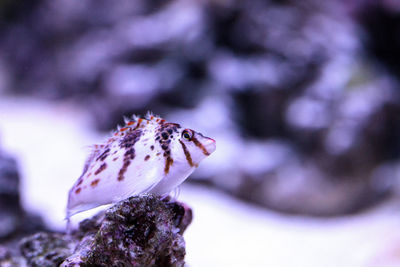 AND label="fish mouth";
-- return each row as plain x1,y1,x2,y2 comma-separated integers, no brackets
203,137,216,155
193,133,216,156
